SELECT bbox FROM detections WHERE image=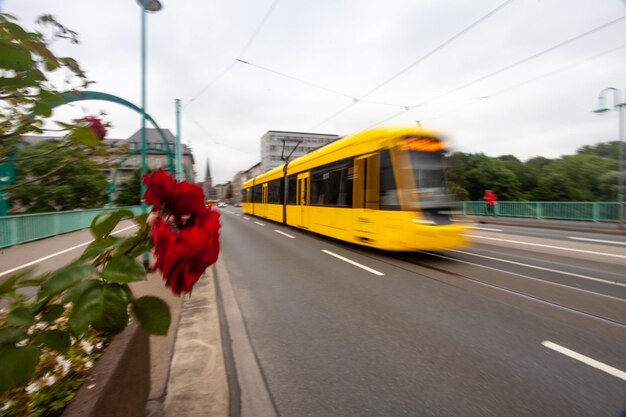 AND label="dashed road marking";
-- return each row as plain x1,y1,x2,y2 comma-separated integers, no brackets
541,341,626,381
275,230,295,239
254,221,265,226
322,250,384,276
